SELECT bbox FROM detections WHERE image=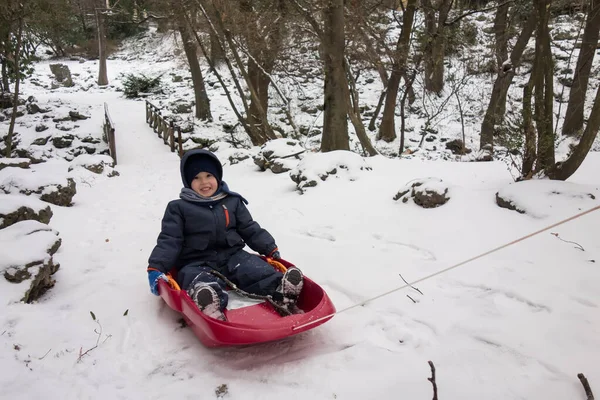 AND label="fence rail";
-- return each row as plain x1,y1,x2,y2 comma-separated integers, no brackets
145,100,183,157
103,102,117,165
